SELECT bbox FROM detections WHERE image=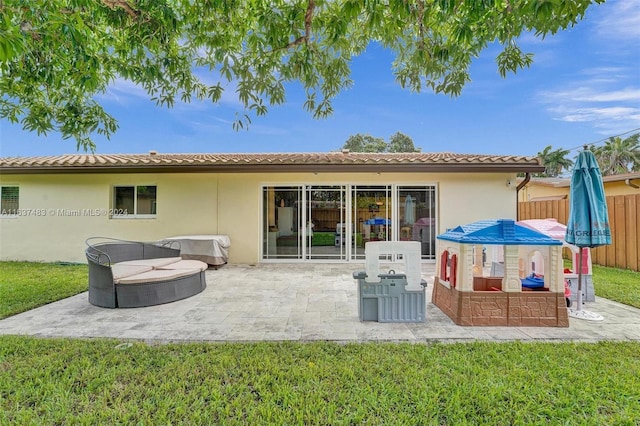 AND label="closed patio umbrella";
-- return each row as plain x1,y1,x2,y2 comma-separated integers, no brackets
565,146,611,321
